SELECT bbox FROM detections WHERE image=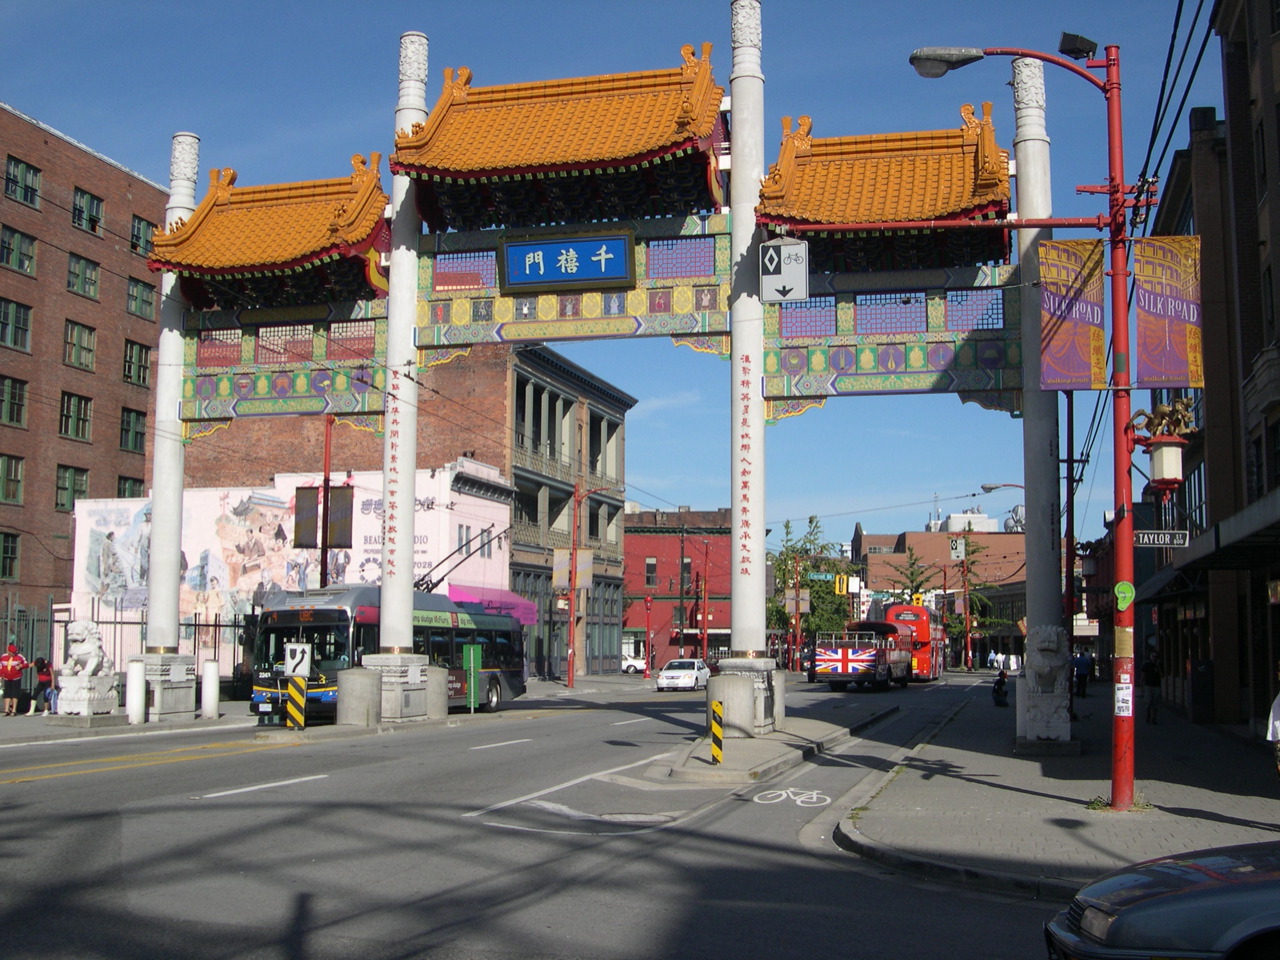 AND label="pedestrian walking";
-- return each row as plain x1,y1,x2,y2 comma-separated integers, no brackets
28,657,54,716
1,642,30,716
1141,651,1163,724
992,669,1009,707
1073,648,1093,699
1268,661,1280,781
